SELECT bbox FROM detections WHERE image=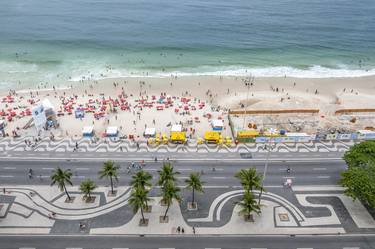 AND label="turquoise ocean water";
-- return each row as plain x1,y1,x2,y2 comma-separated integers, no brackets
0,0,375,89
